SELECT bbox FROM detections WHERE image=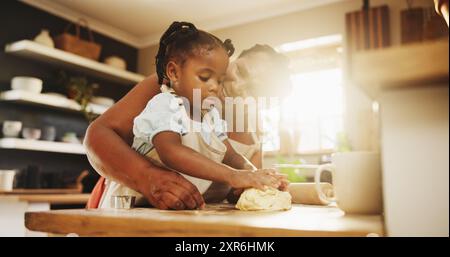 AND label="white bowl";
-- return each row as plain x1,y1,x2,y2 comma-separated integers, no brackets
61,132,80,144
104,56,126,70
11,76,43,94
90,96,115,107
2,120,22,138
22,127,41,140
